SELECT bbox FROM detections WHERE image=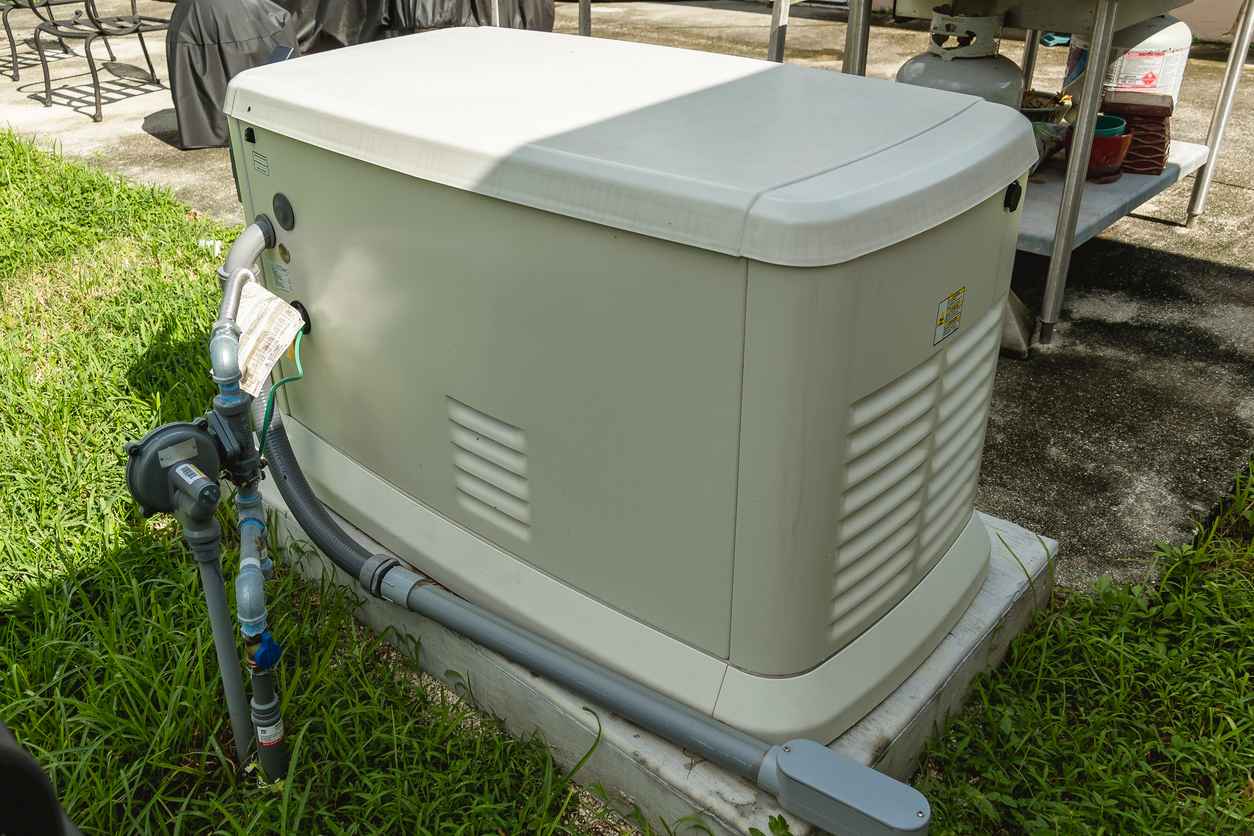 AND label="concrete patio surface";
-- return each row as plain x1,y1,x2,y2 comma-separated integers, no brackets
2,1,1251,588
